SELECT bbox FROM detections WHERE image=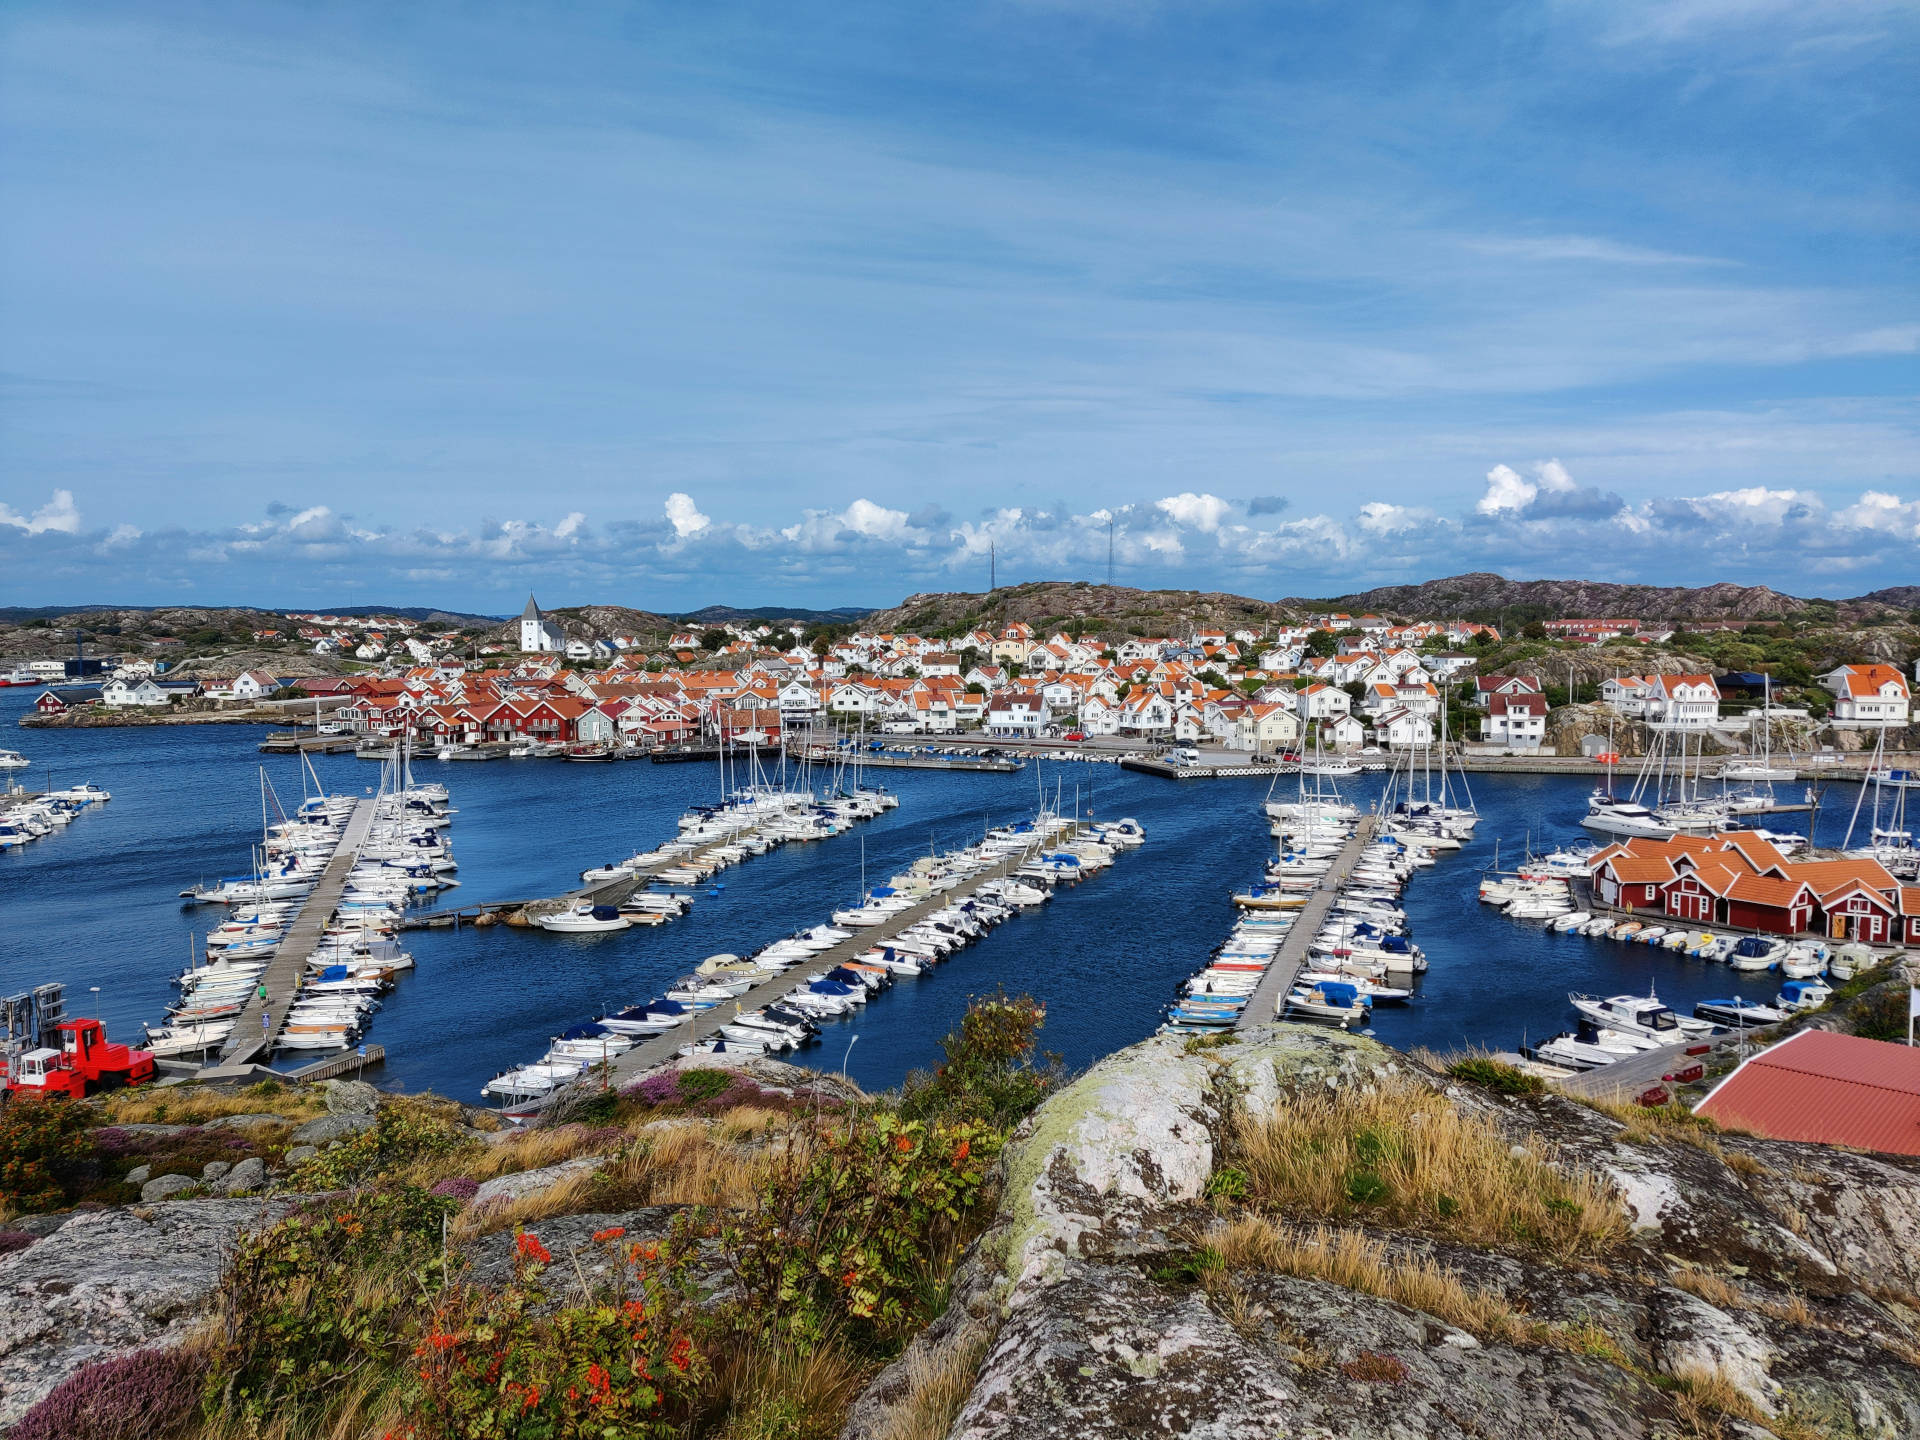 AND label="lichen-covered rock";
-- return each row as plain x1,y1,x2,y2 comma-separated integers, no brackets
290,1112,373,1144
324,1079,379,1115
200,1160,231,1182
139,1173,195,1203
217,1156,267,1195
845,1023,1920,1440
472,1156,607,1207
284,1144,318,1164
0,1200,298,1426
